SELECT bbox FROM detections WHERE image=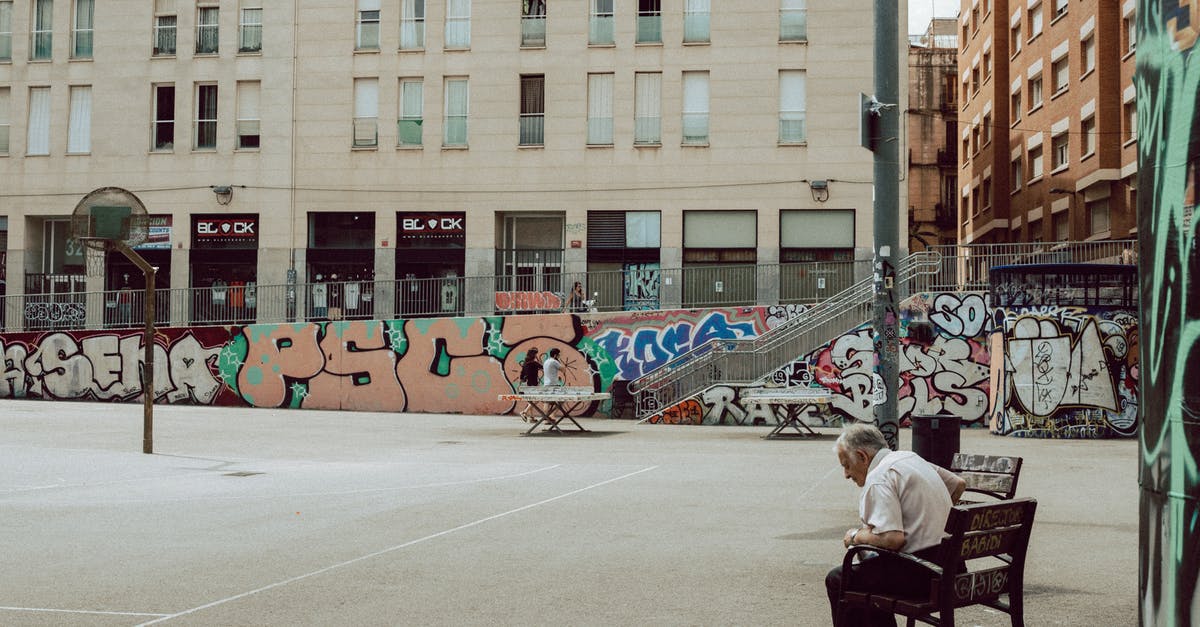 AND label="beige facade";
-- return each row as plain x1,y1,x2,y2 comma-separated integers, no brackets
0,0,907,325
